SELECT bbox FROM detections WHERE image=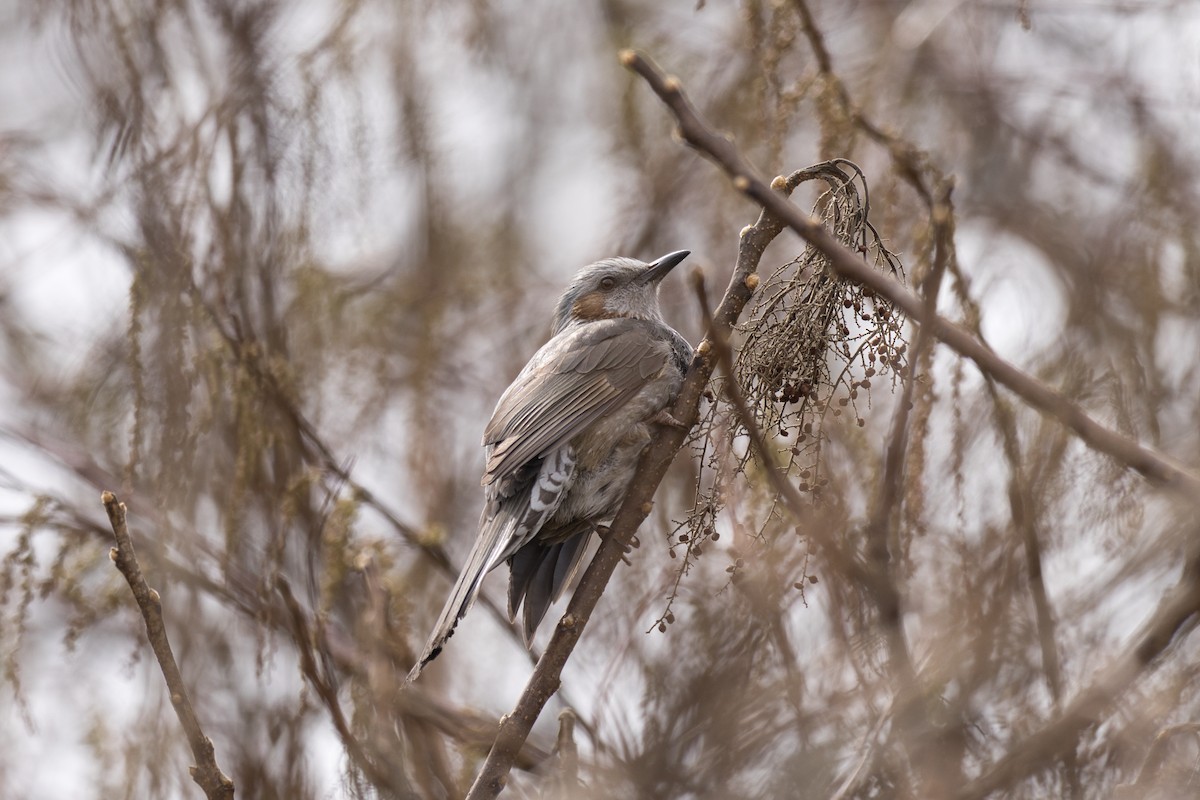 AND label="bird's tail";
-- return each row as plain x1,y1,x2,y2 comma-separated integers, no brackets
405,447,576,684
404,512,515,685
507,527,594,642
